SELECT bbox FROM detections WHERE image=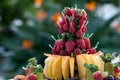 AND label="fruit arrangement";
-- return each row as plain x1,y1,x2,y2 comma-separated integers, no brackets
12,6,120,80
13,58,44,80
43,6,120,80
